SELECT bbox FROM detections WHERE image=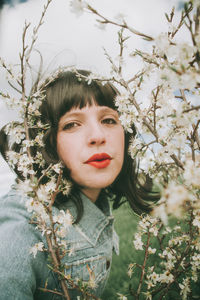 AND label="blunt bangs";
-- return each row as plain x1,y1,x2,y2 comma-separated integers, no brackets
43,70,118,129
